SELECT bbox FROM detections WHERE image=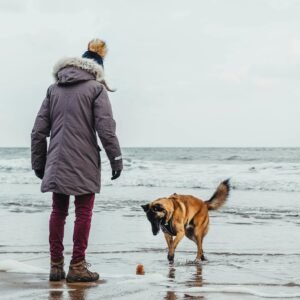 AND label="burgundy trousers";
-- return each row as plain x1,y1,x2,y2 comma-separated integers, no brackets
49,192,95,263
